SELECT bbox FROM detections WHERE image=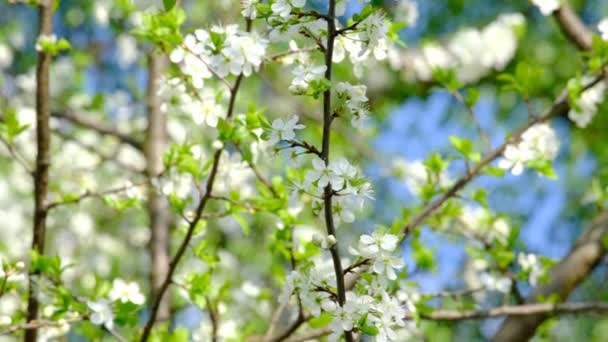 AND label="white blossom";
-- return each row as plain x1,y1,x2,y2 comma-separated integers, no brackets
498,123,559,175
241,0,259,19
568,79,606,128
600,18,608,40
268,115,305,145
289,64,327,94
108,279,145,305
518,253,545,286
531,0,560,16
87,299,114,329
